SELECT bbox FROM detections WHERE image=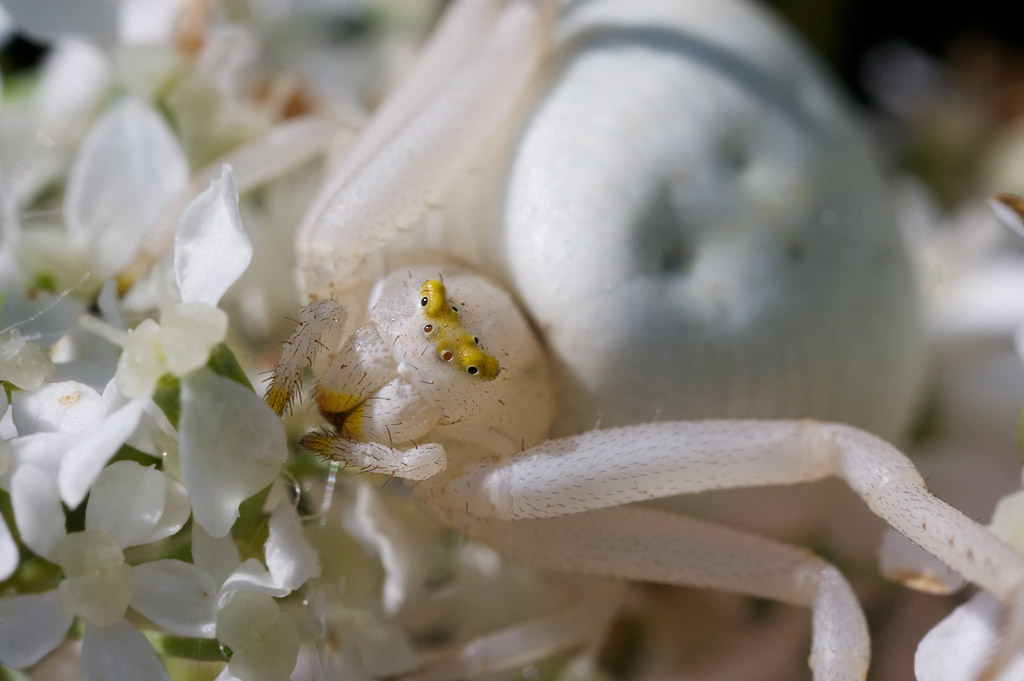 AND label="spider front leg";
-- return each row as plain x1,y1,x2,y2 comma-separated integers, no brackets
436,420,1024,616
470,506,869,681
